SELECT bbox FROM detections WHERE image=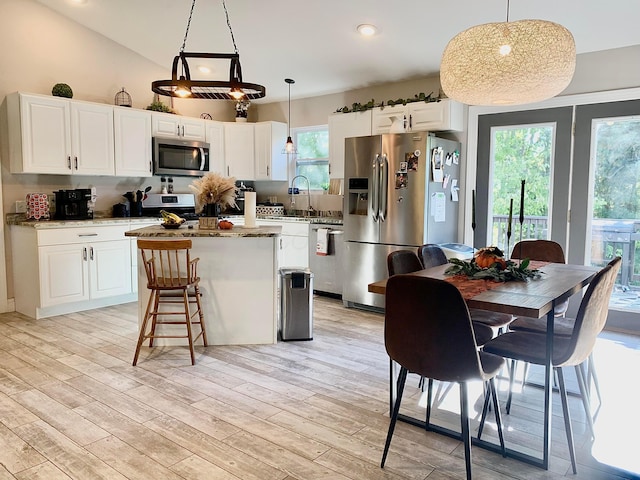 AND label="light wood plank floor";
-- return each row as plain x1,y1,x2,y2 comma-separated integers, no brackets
0,295,638,479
